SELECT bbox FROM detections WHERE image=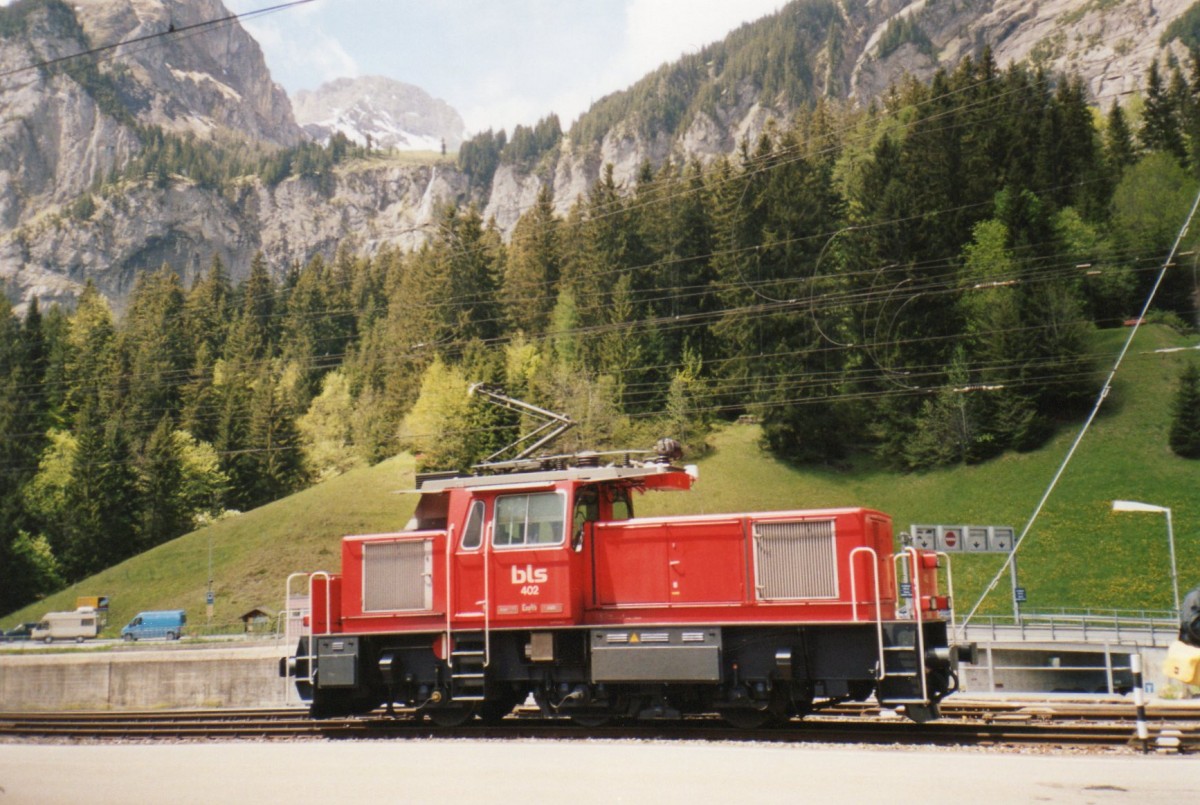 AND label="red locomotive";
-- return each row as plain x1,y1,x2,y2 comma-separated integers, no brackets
283,391,971,726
